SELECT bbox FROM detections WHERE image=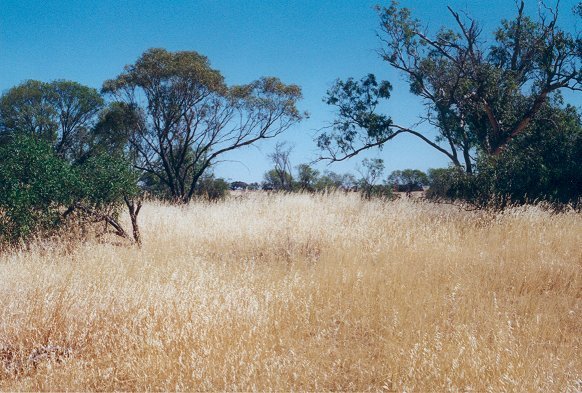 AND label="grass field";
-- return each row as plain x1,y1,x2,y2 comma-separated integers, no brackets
0,192,580,391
